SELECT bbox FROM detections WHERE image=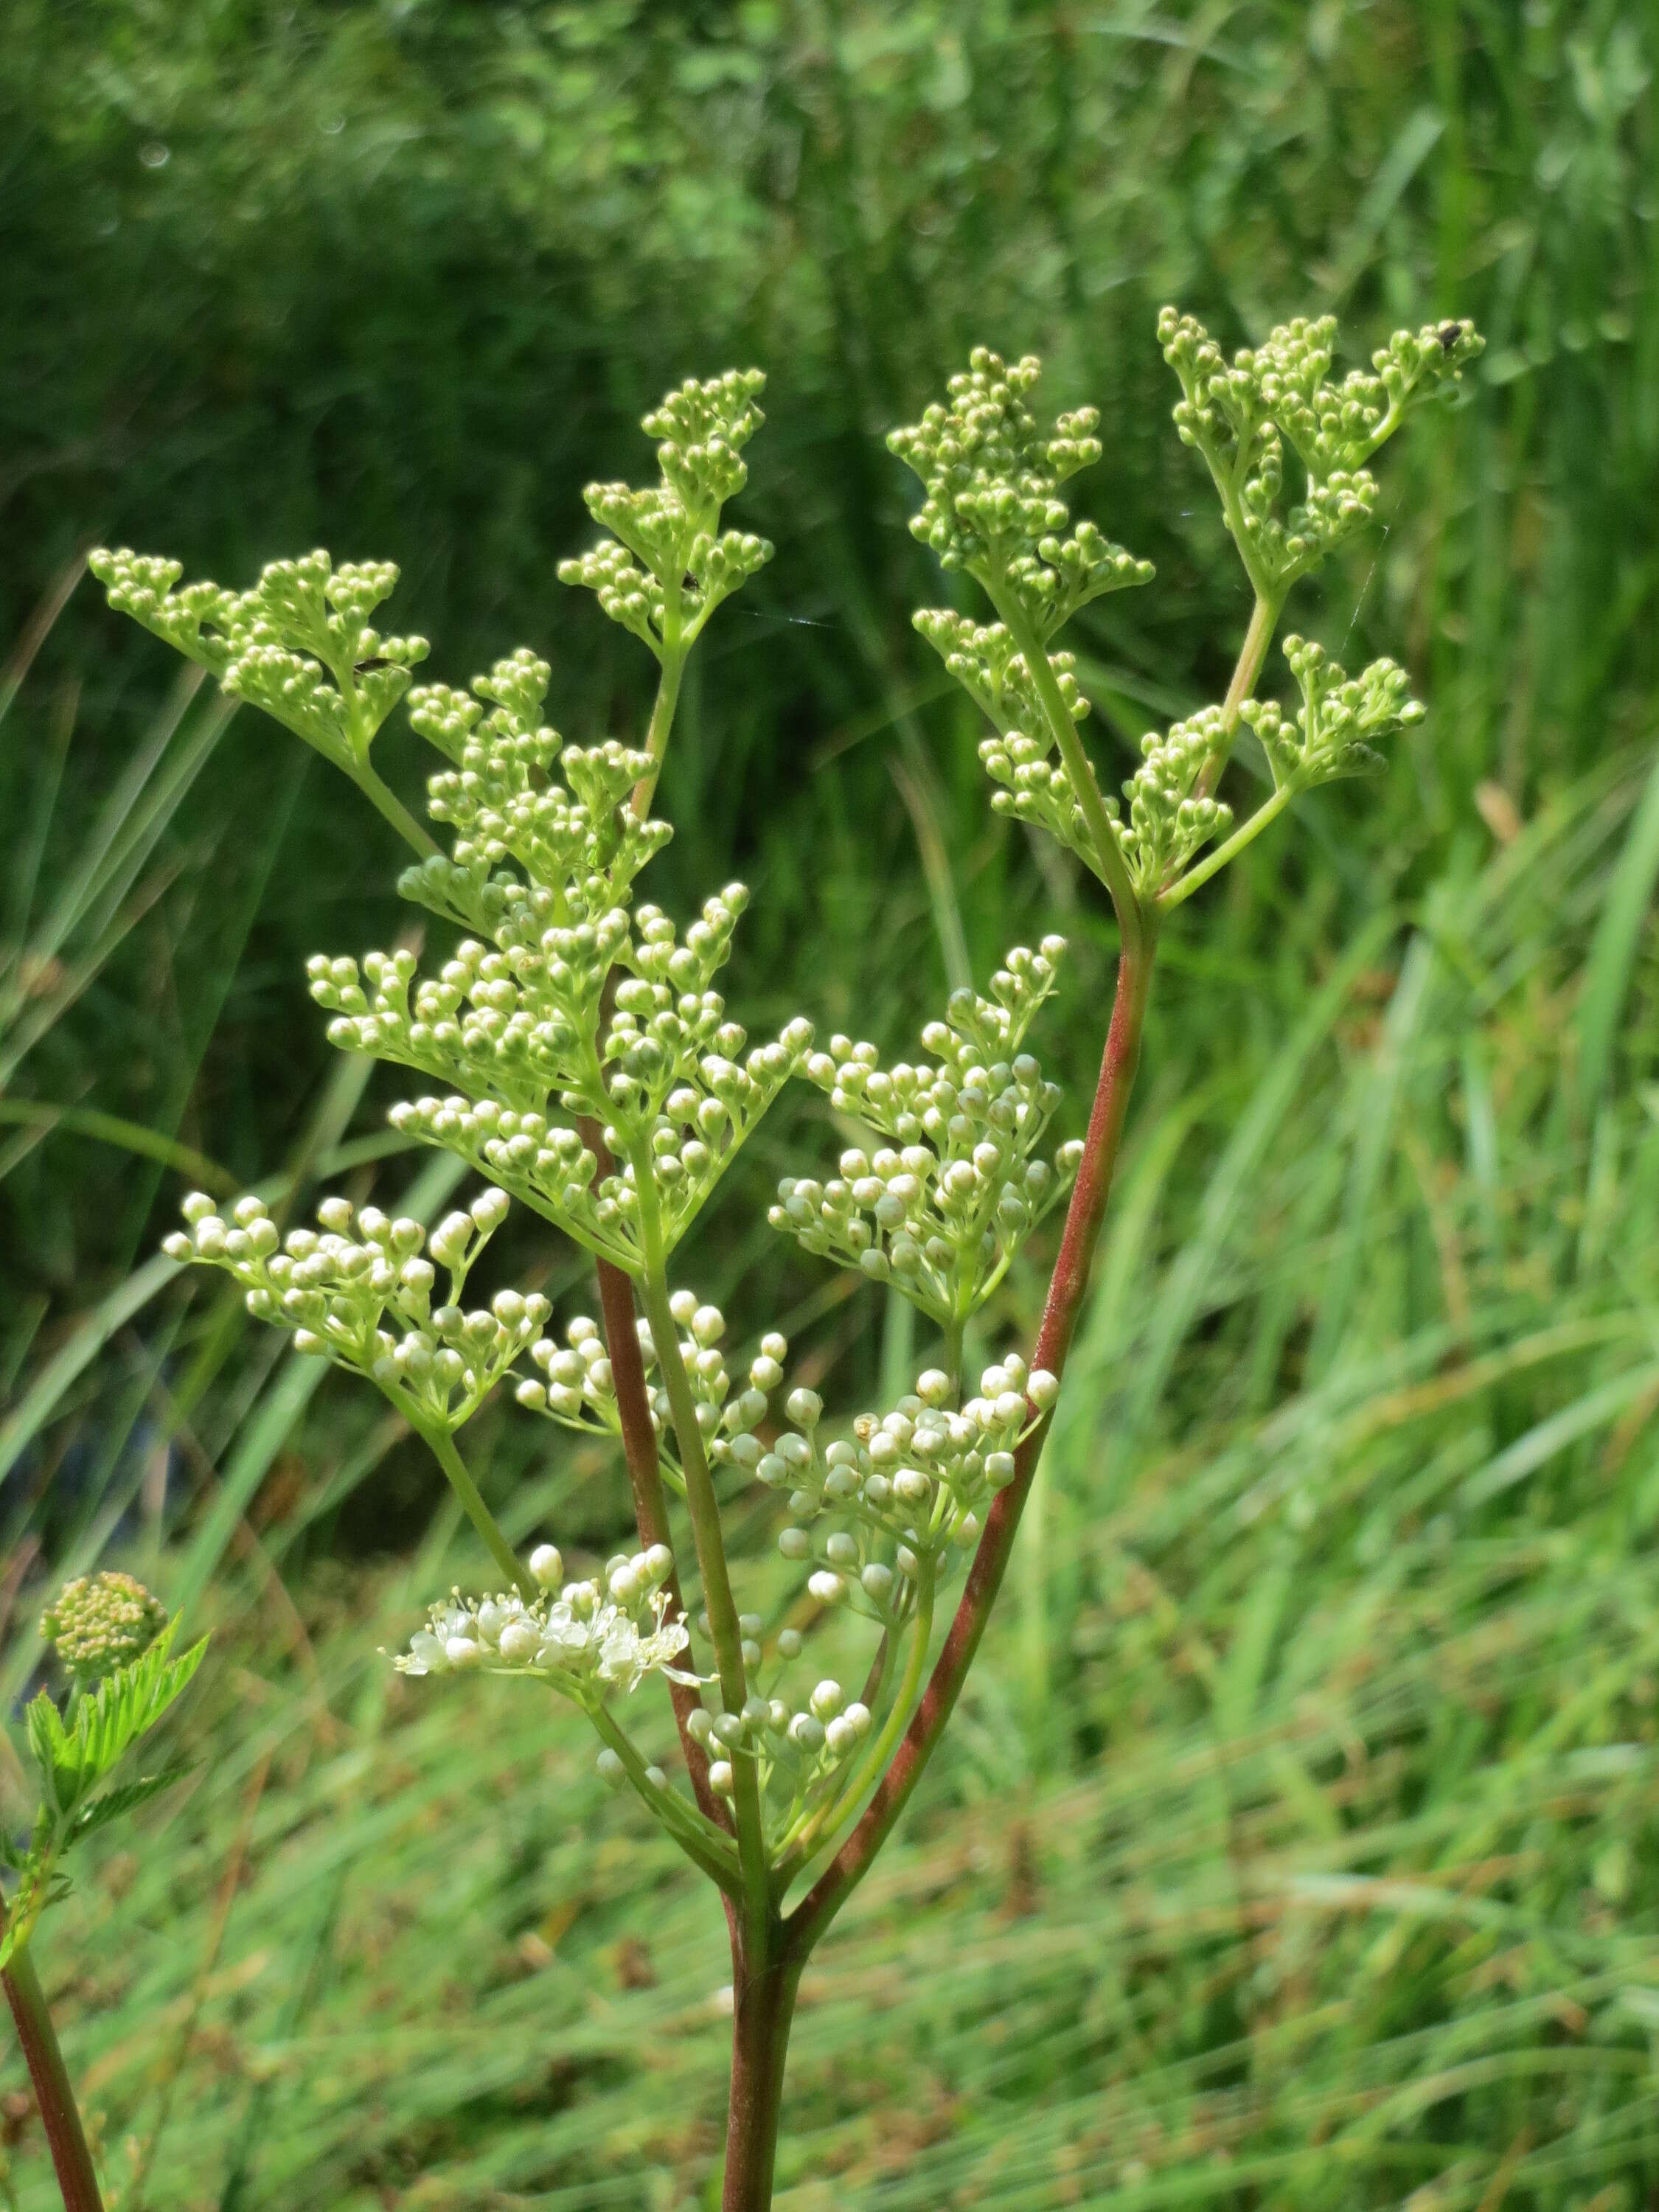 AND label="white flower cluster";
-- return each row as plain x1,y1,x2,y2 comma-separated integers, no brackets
773,945,1079,1324
1158,307,1482,593
754,1357,1059,1618
1120,706,1234,896
395,1545,699,1697
163,1189,547,1432
888,347,1153,641
1241,637,1426,788
557,369,773,660
88,548,428,772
